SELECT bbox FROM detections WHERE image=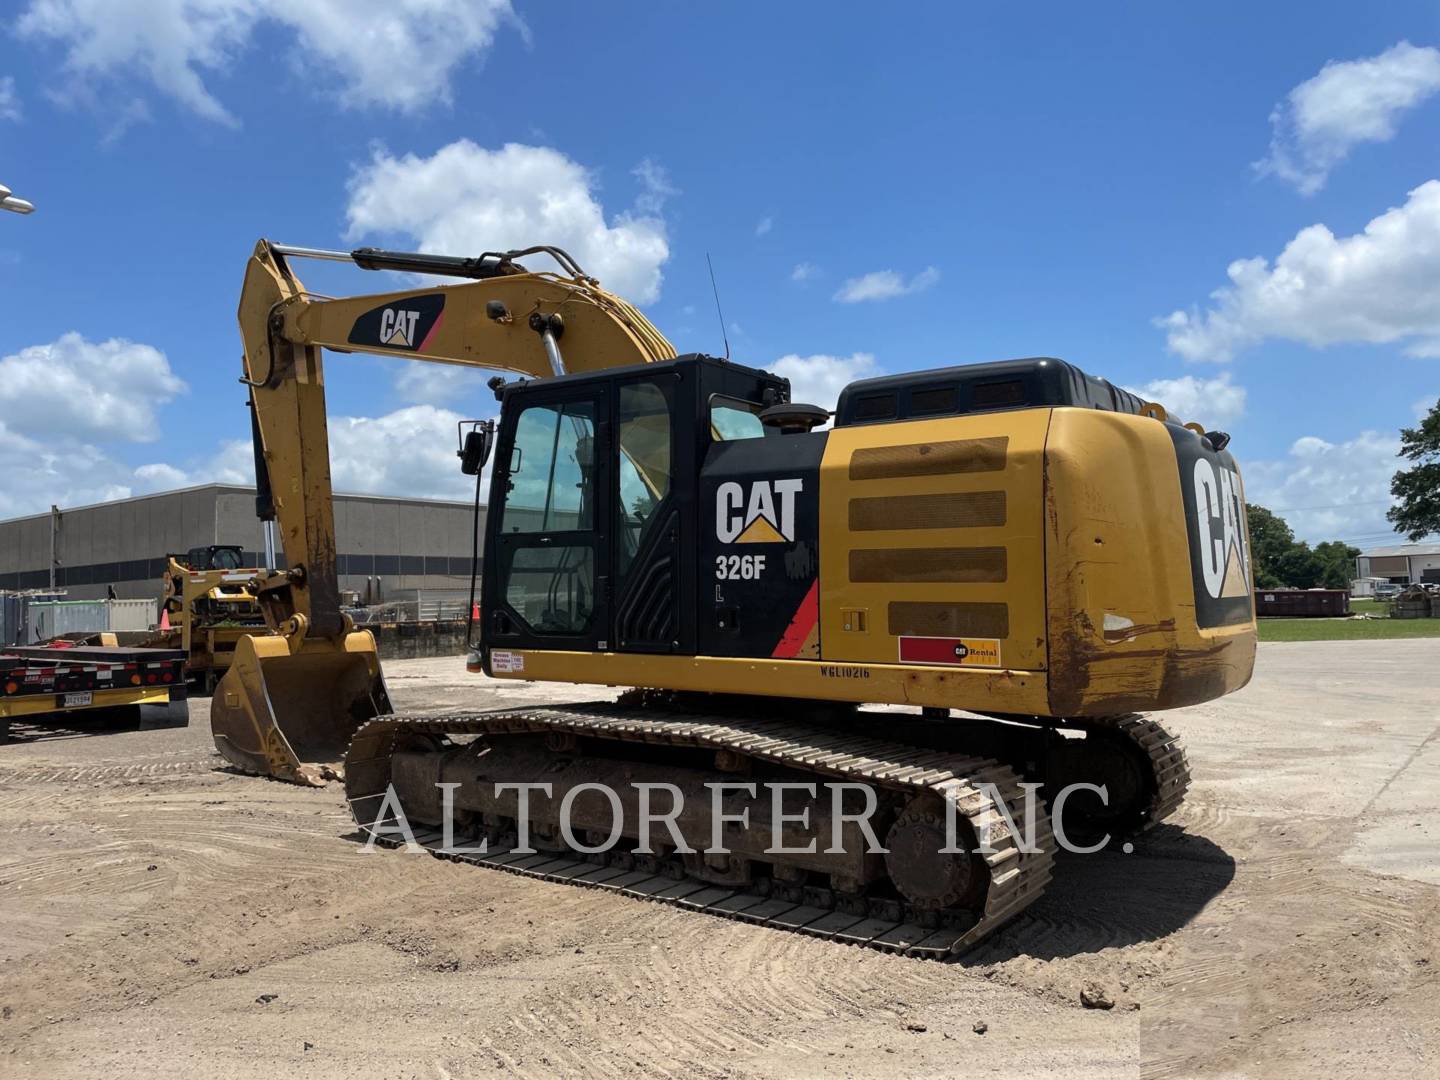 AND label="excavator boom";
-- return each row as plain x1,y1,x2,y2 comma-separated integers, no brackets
211,239,674,783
